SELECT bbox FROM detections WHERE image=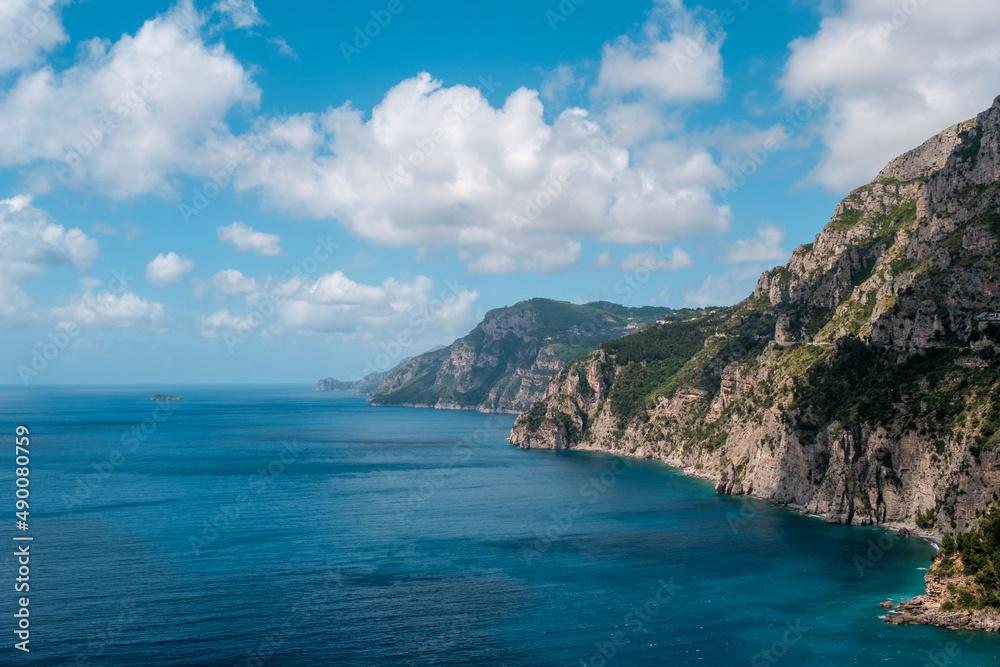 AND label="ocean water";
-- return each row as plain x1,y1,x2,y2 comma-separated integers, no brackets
1,386,998,666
